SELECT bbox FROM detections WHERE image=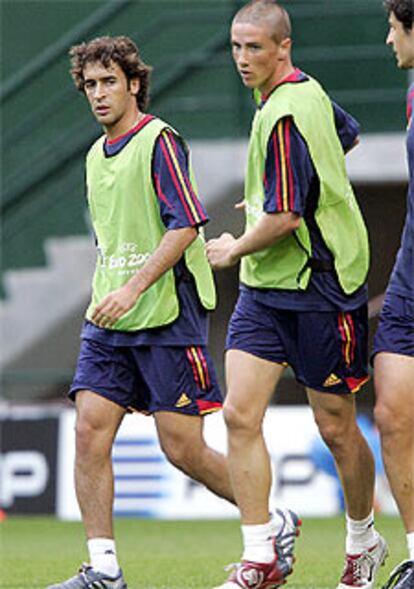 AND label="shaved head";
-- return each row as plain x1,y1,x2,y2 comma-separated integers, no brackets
233,0,291,44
